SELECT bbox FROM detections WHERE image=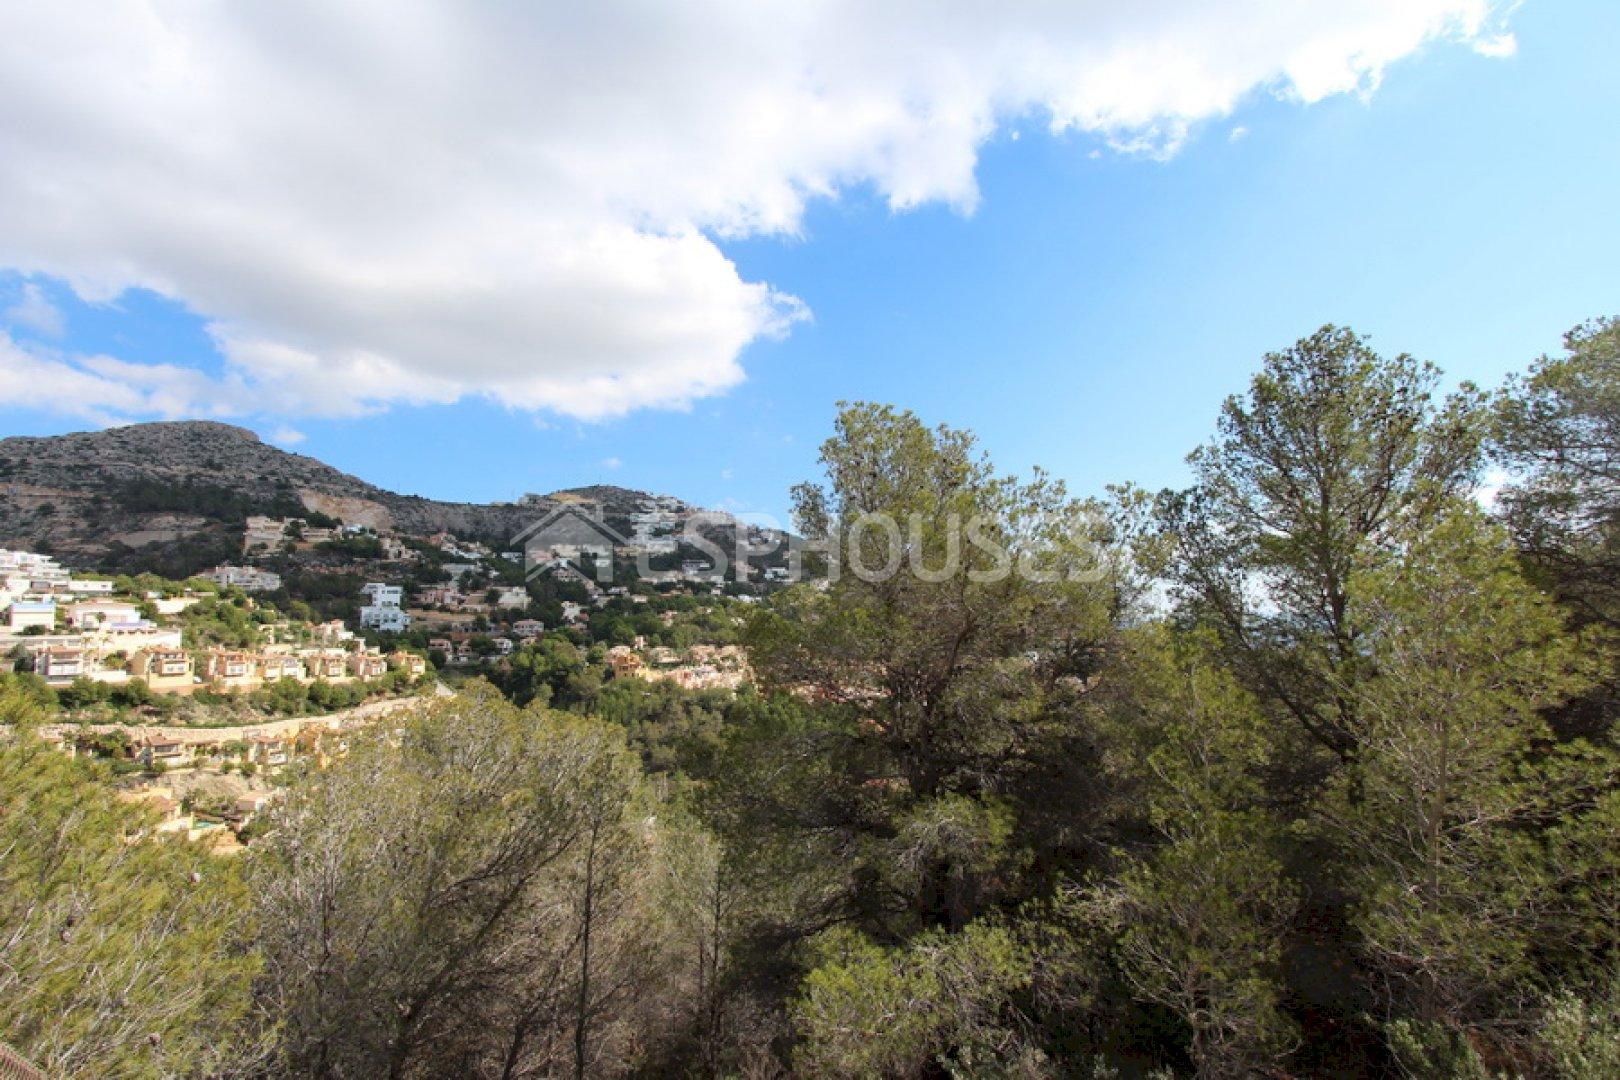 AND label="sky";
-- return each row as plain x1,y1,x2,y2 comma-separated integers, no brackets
1,0,1616,527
